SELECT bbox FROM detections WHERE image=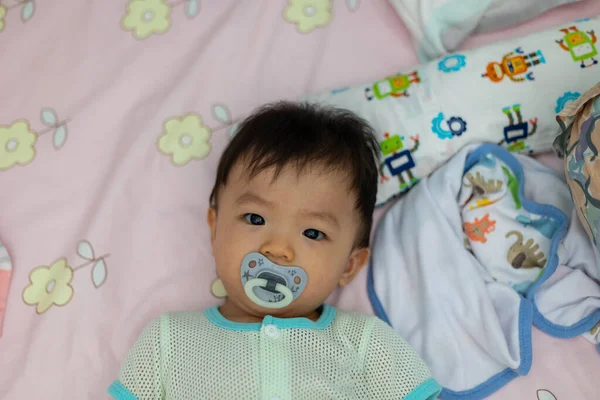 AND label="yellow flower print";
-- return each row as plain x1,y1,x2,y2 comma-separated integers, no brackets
284,0,332,33
0,5,7,33
0,120,37,171
122,0,171,40
158,114,212,166
22,258,74,314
